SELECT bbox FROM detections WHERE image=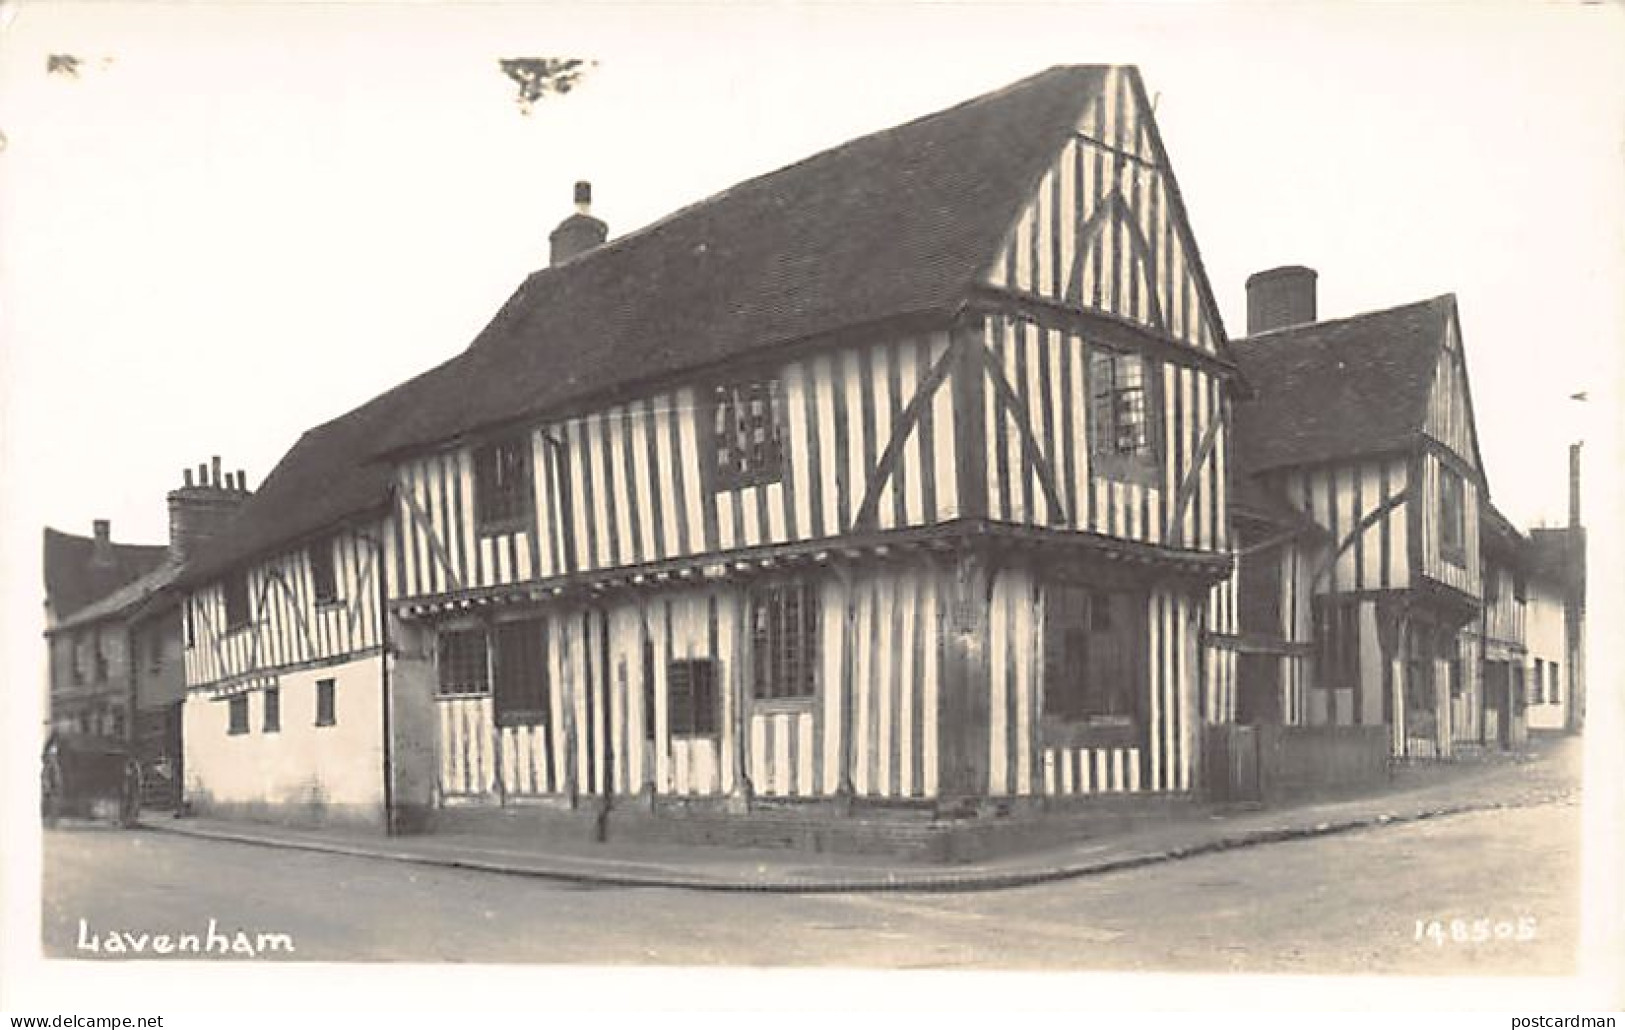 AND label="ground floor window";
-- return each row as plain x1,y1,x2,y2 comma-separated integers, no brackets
263,686,280,733
750,582,818,700
315,678,336,727
667,658,719,737
438,628,490,696
227,695,249,735
493,619,549,726
1043,584,1141,723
